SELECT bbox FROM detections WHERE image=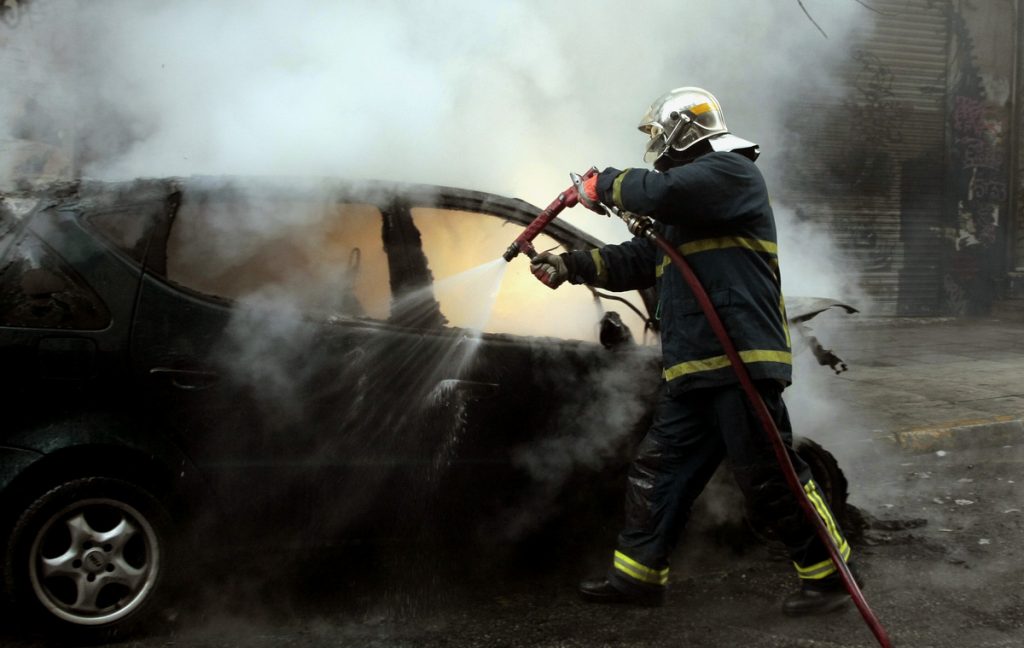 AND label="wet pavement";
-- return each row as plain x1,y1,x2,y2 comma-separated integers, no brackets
6,444,1018,648
796,315,1024,453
